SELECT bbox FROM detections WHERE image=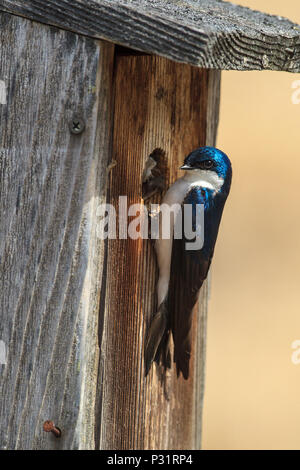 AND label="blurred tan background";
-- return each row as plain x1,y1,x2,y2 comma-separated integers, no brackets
202,0,300,450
